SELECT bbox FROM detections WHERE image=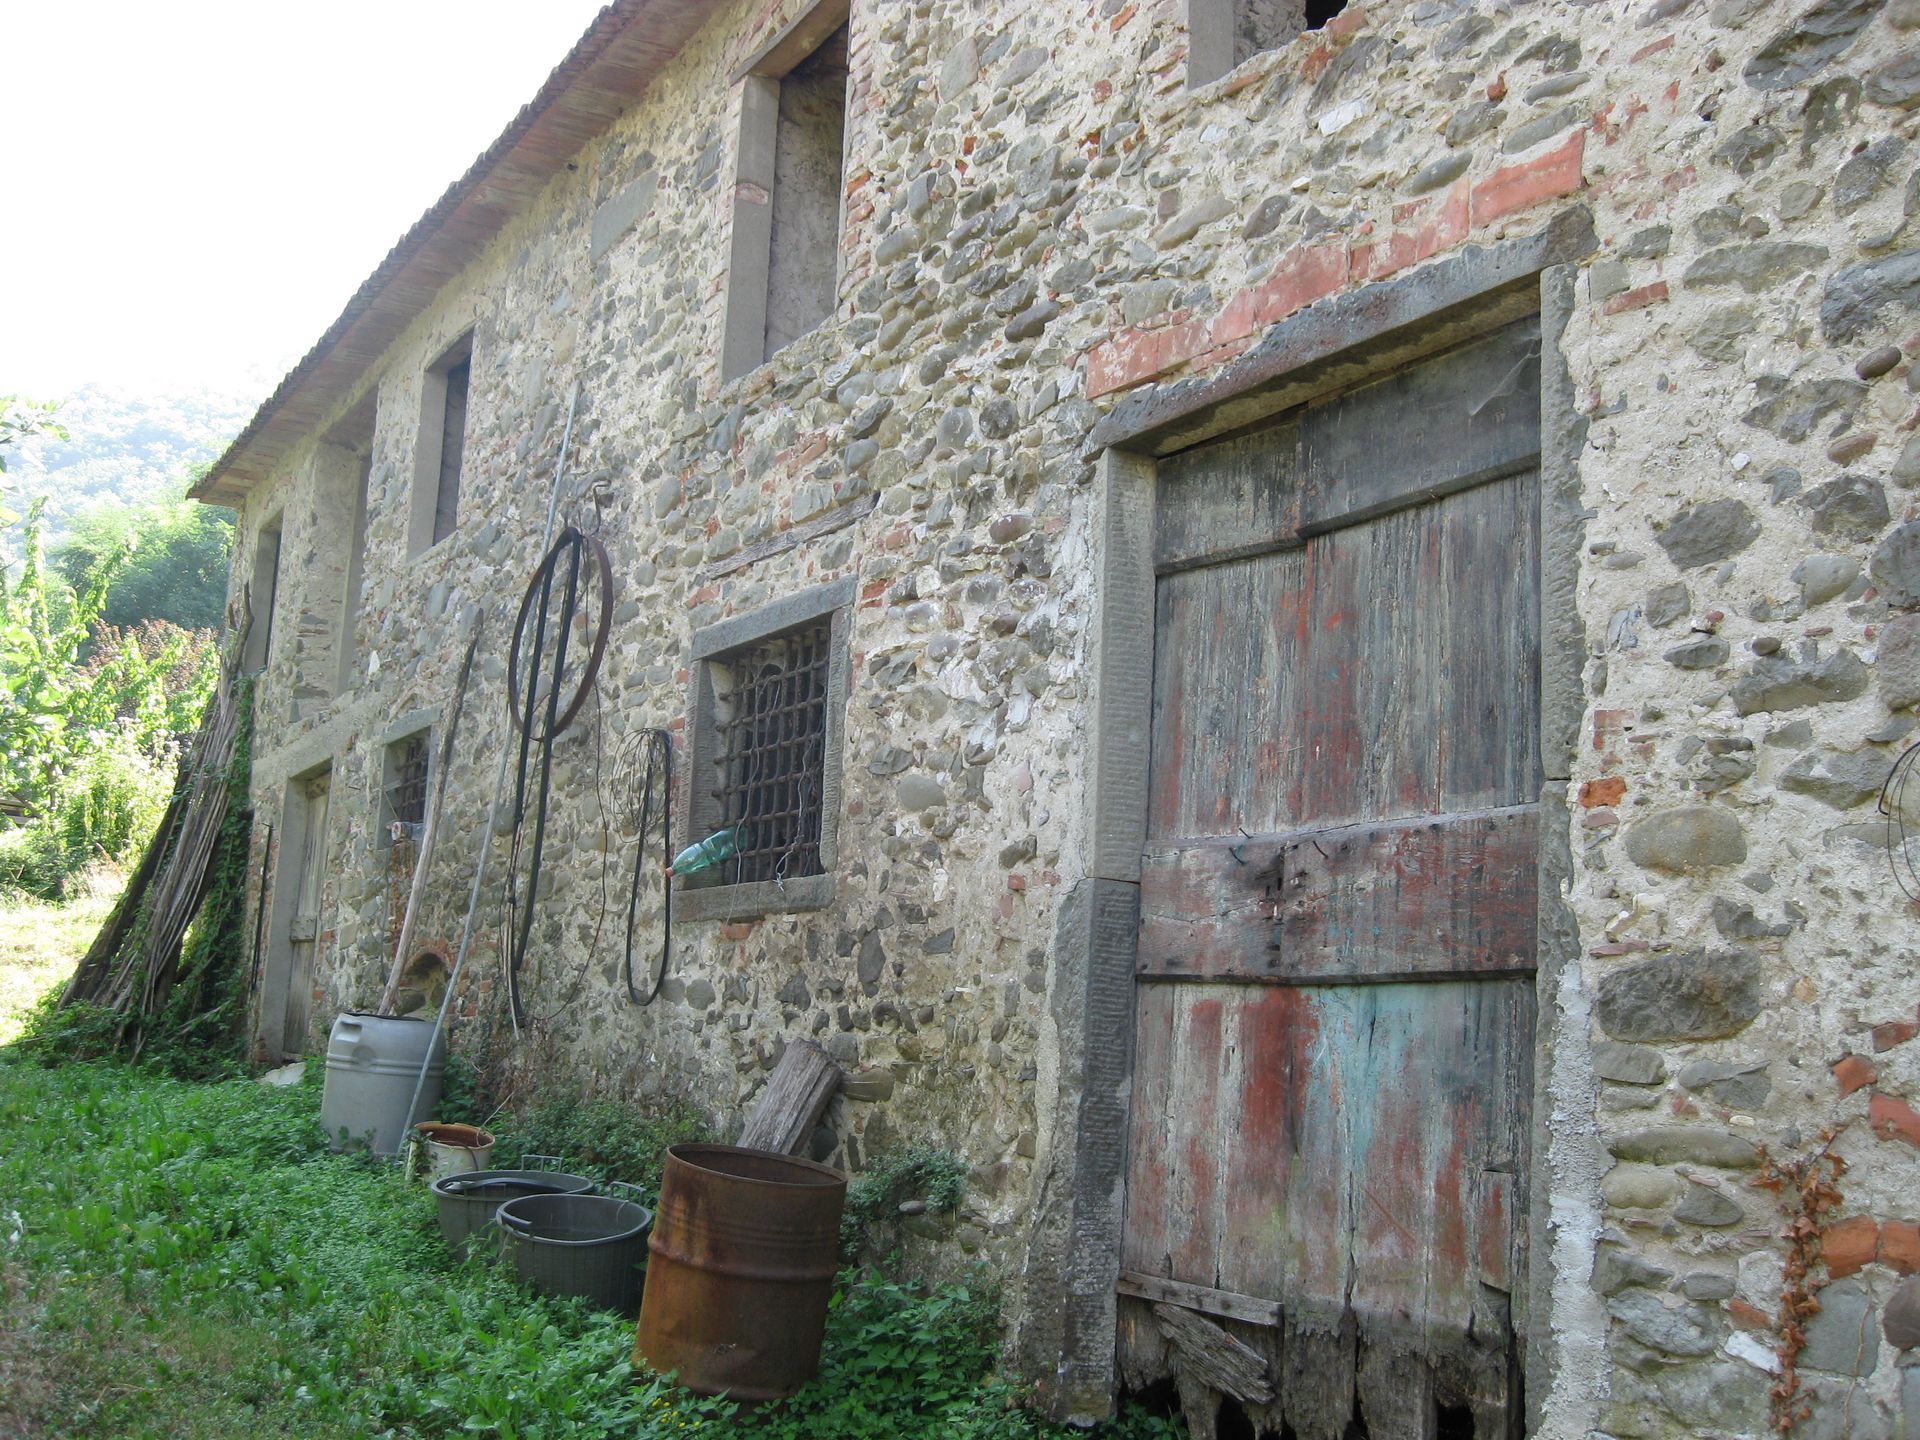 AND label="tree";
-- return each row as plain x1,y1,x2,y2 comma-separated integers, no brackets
0,395,66,478
54,492,234,633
